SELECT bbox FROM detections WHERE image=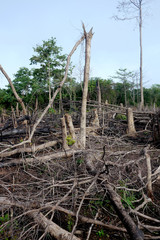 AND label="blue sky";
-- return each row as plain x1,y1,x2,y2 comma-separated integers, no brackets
0,0,160,89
